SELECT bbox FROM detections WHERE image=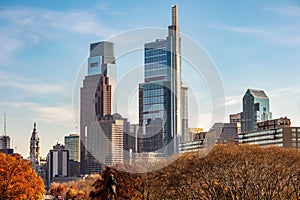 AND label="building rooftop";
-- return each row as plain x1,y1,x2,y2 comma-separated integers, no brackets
248,89,269,99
